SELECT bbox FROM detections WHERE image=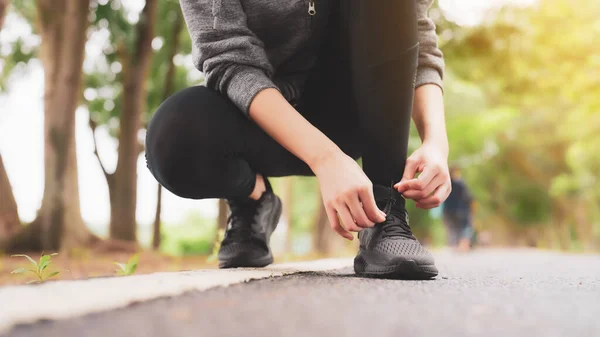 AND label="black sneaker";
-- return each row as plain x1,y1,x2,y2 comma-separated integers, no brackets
354,184,438,279
218,178,282,268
